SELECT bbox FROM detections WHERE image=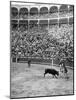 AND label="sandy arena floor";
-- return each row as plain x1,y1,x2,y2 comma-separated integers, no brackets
10,62,74,98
